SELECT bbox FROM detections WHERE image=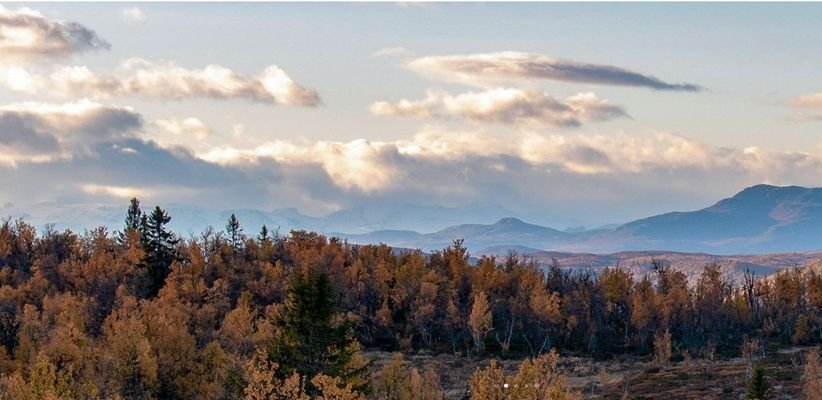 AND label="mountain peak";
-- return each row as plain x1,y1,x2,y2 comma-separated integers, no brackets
494,217,526,225
732,184,808,199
